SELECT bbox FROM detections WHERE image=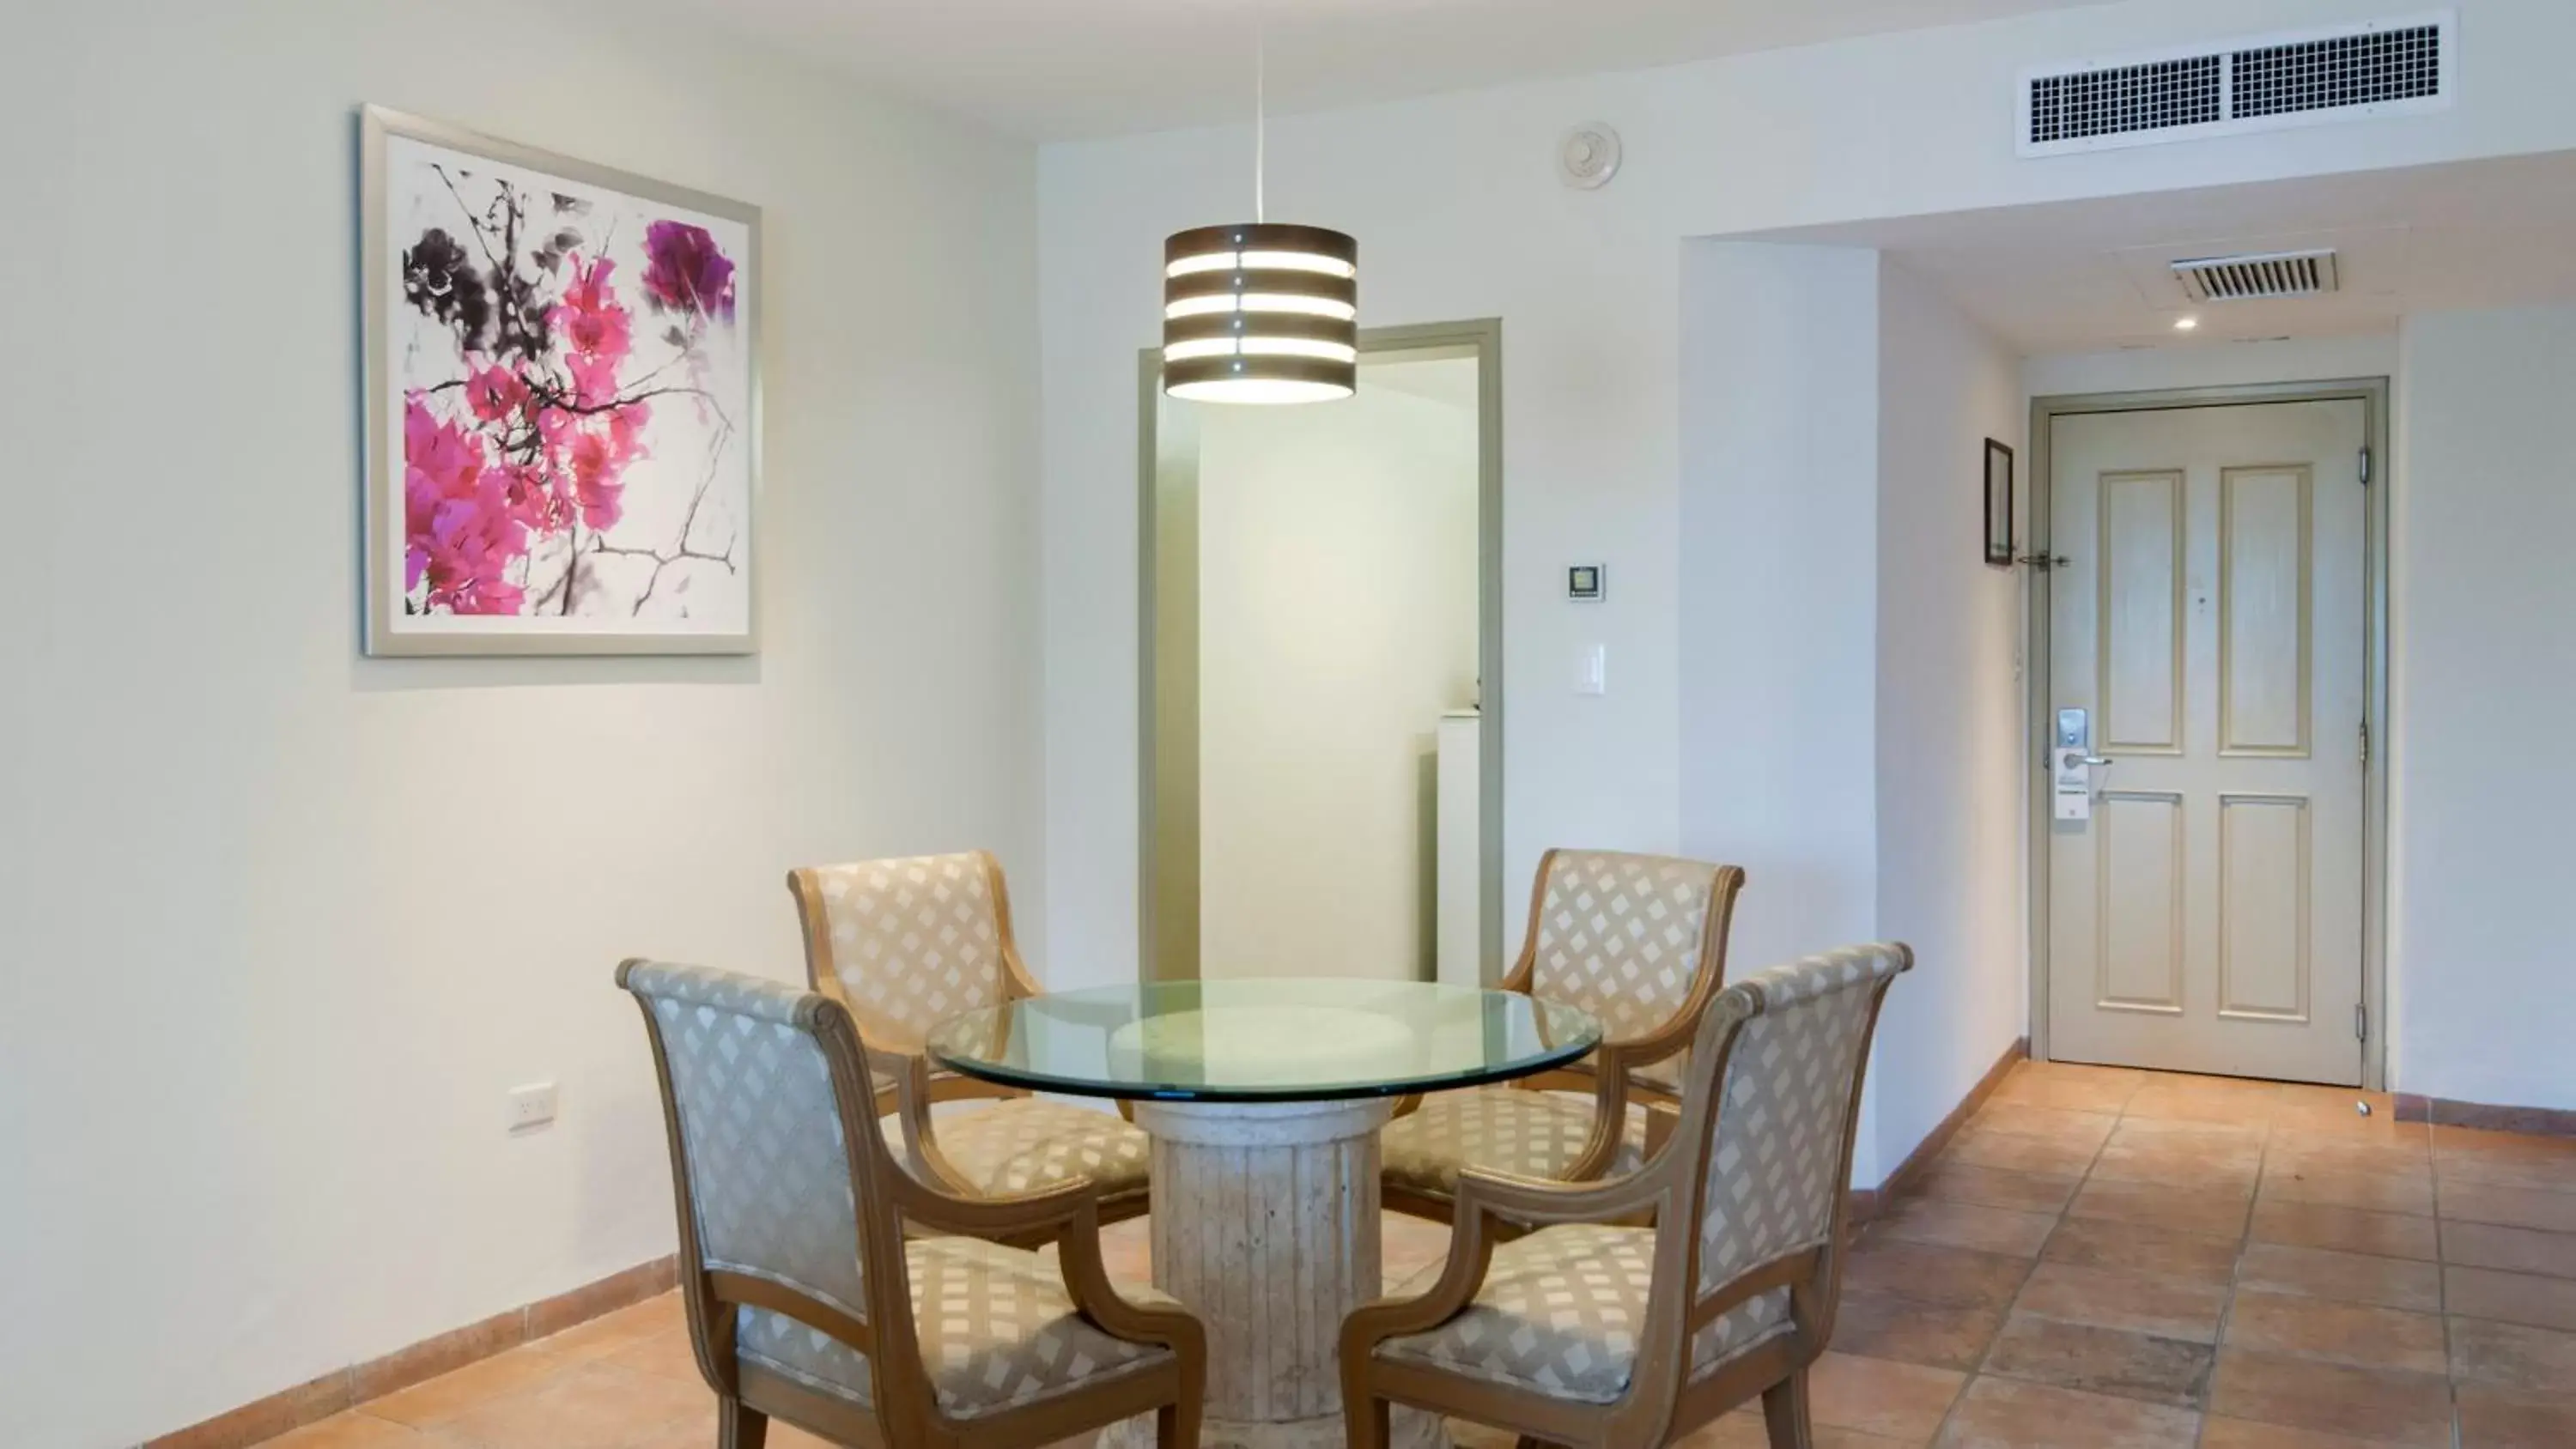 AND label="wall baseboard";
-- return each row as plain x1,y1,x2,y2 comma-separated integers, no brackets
144,1255,677,1449
2394,1092,2576,1140
1850,1036,2031,1222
